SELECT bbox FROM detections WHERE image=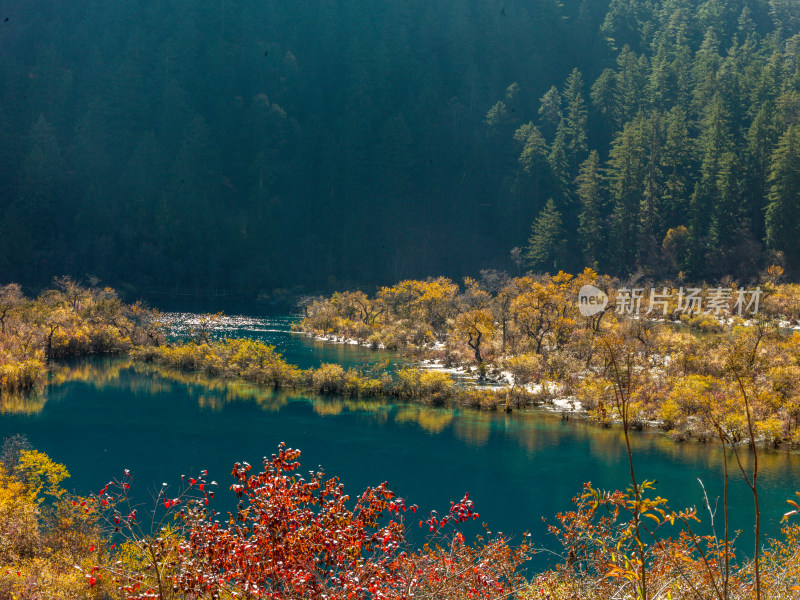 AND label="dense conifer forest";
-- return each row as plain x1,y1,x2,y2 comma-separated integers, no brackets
1,0,800,295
